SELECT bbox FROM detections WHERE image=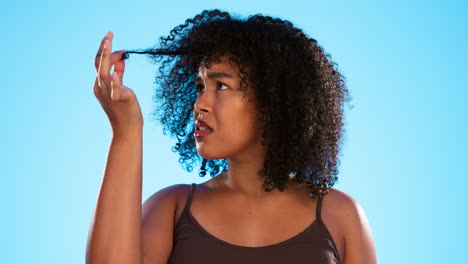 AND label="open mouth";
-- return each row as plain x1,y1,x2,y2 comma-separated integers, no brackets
195,120,214,132
196,126,213,132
